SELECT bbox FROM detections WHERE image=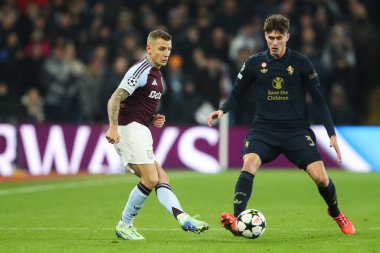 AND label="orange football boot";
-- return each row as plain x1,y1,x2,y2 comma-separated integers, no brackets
220,212,241,236
328,208,355,234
